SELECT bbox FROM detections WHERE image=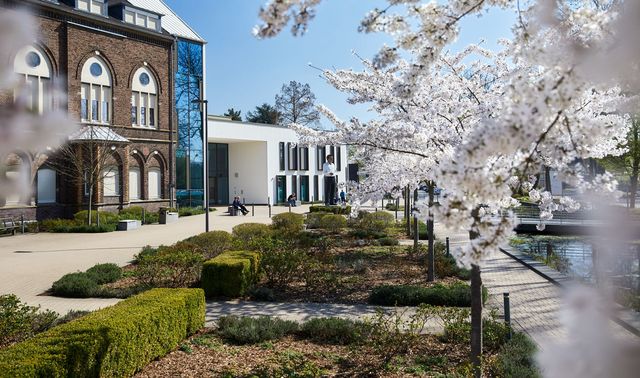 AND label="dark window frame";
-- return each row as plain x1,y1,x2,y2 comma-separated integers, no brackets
279,142,285,171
